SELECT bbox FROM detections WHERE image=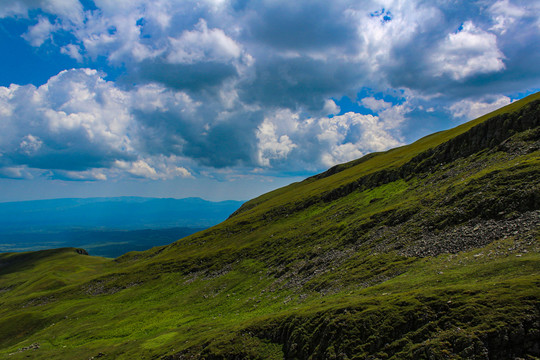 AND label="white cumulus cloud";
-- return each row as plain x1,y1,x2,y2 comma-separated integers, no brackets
0,69,196,181
448,95,512,121
255,105,404,170
167,19,242,64
431,21,505,80
256,119,297,167
316,112,402,167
